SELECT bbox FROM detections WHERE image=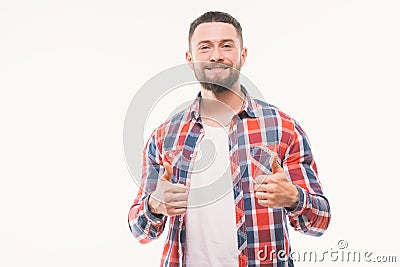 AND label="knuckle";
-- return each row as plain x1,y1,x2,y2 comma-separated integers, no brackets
164,194,173,203
268,184,276,192
258,199,267,207
267,194,275,201
166,204,174,212
256,184,265,191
